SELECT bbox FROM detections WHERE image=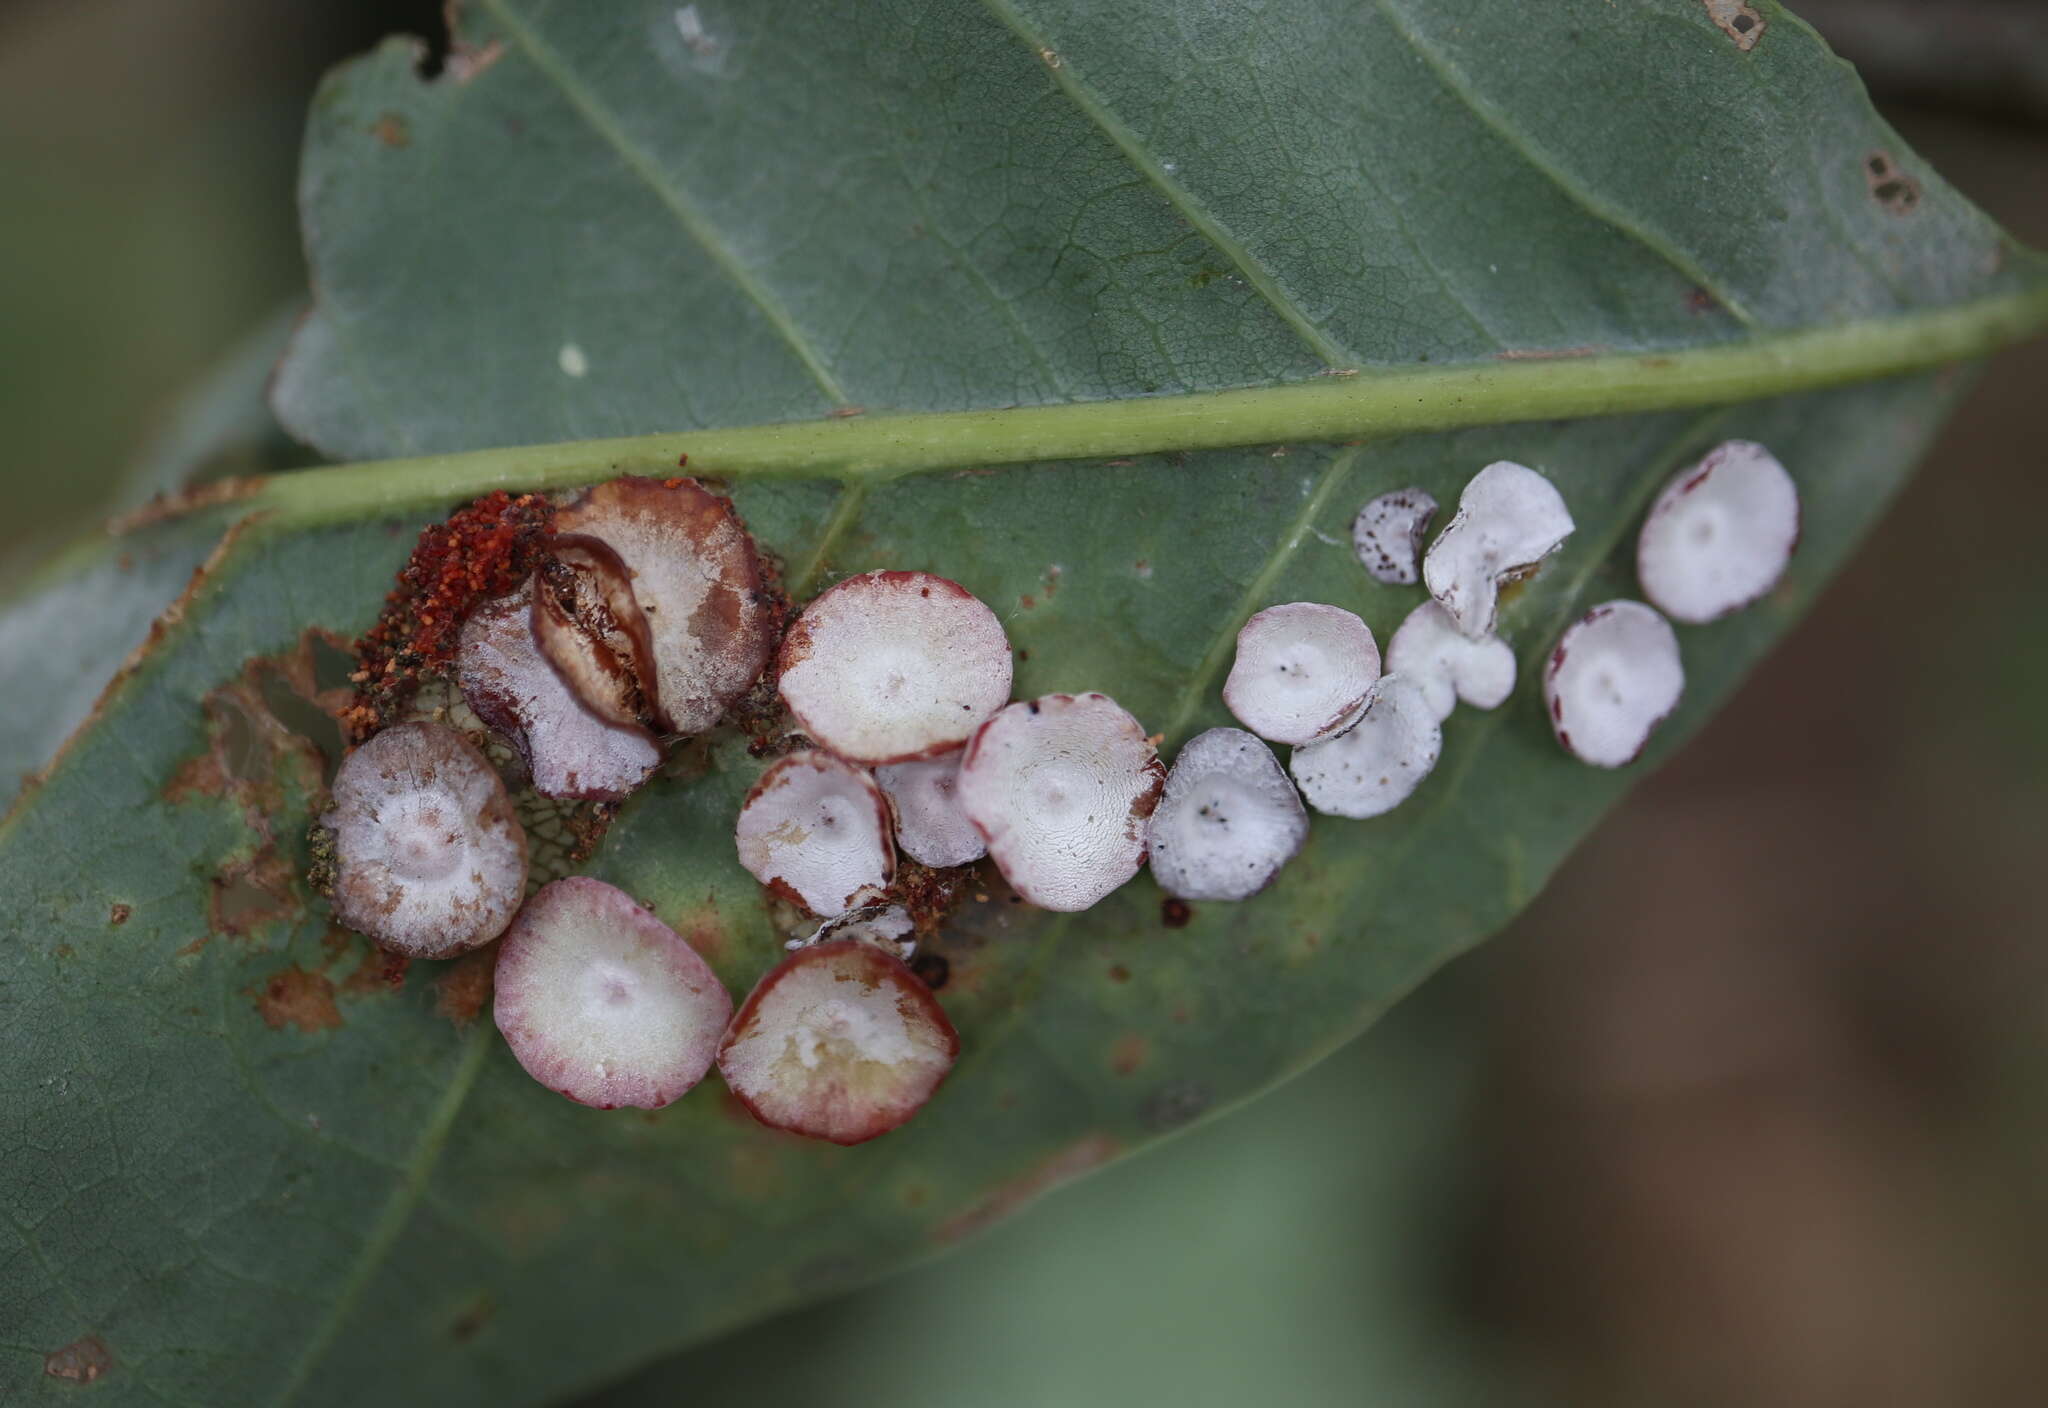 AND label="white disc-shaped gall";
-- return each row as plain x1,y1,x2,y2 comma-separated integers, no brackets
718,938,958,1146
324,721,528,958
493,877,732,1110
735,750,895,917
1222,602,1381,746
957,692,1165,912
778,570,1013,765
1543,600,1685,768
1353,487,1439,586
1289,675,1443,819
552,476,774,736
1385,599,1517,722
1424,461,1575,638
458,580,662,802
875,756,986,869
1147,727,1308,902
1637,440,1800,624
